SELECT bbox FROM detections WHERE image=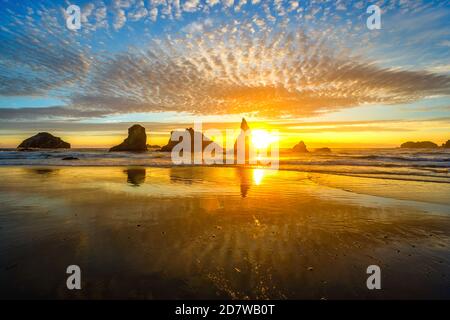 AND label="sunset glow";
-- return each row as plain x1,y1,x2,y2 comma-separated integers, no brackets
251,130,279,150
1,0,450,303
0,0,448,148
